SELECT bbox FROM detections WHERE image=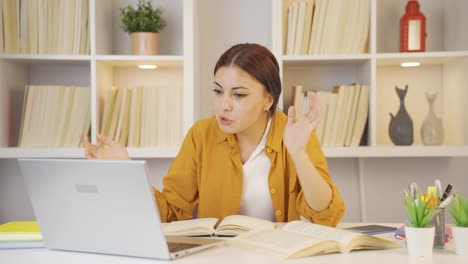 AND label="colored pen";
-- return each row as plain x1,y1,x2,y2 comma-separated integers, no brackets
440,184,452,202
438,194,454,208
